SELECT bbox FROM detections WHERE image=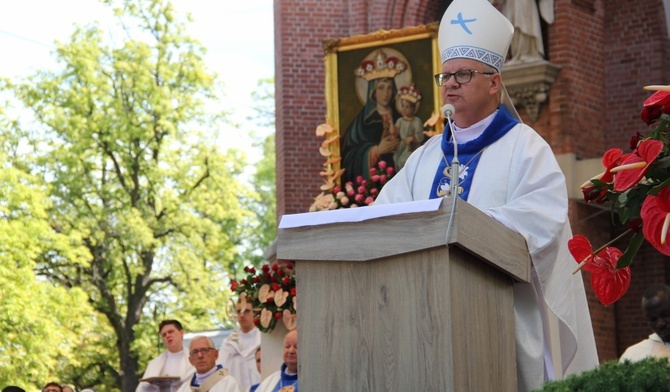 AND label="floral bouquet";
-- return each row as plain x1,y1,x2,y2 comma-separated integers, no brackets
309,160,395,211
229,262,296,333
571,85,670,306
